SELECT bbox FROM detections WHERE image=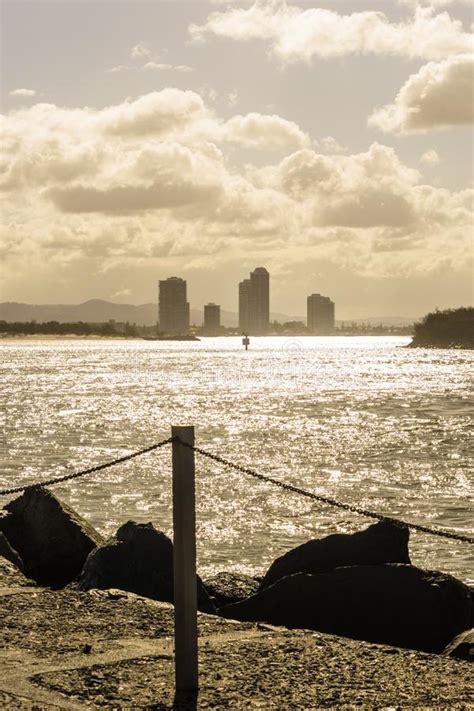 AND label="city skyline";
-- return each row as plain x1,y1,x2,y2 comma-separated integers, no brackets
157,268,339,334
1,1,472,320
